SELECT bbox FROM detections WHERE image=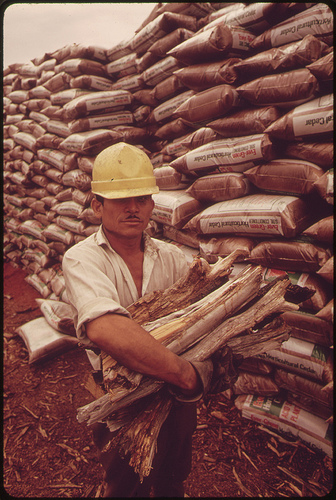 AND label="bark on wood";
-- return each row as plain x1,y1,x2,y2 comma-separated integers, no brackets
225,317,291,358
77,378,164,425
182,279,297,362
101,266,301,399
146,264,263,350
127,249,247,324
100,250,248,399
78,272,295,427
102,263,262,399
79,265,262,424
116,393,173,481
